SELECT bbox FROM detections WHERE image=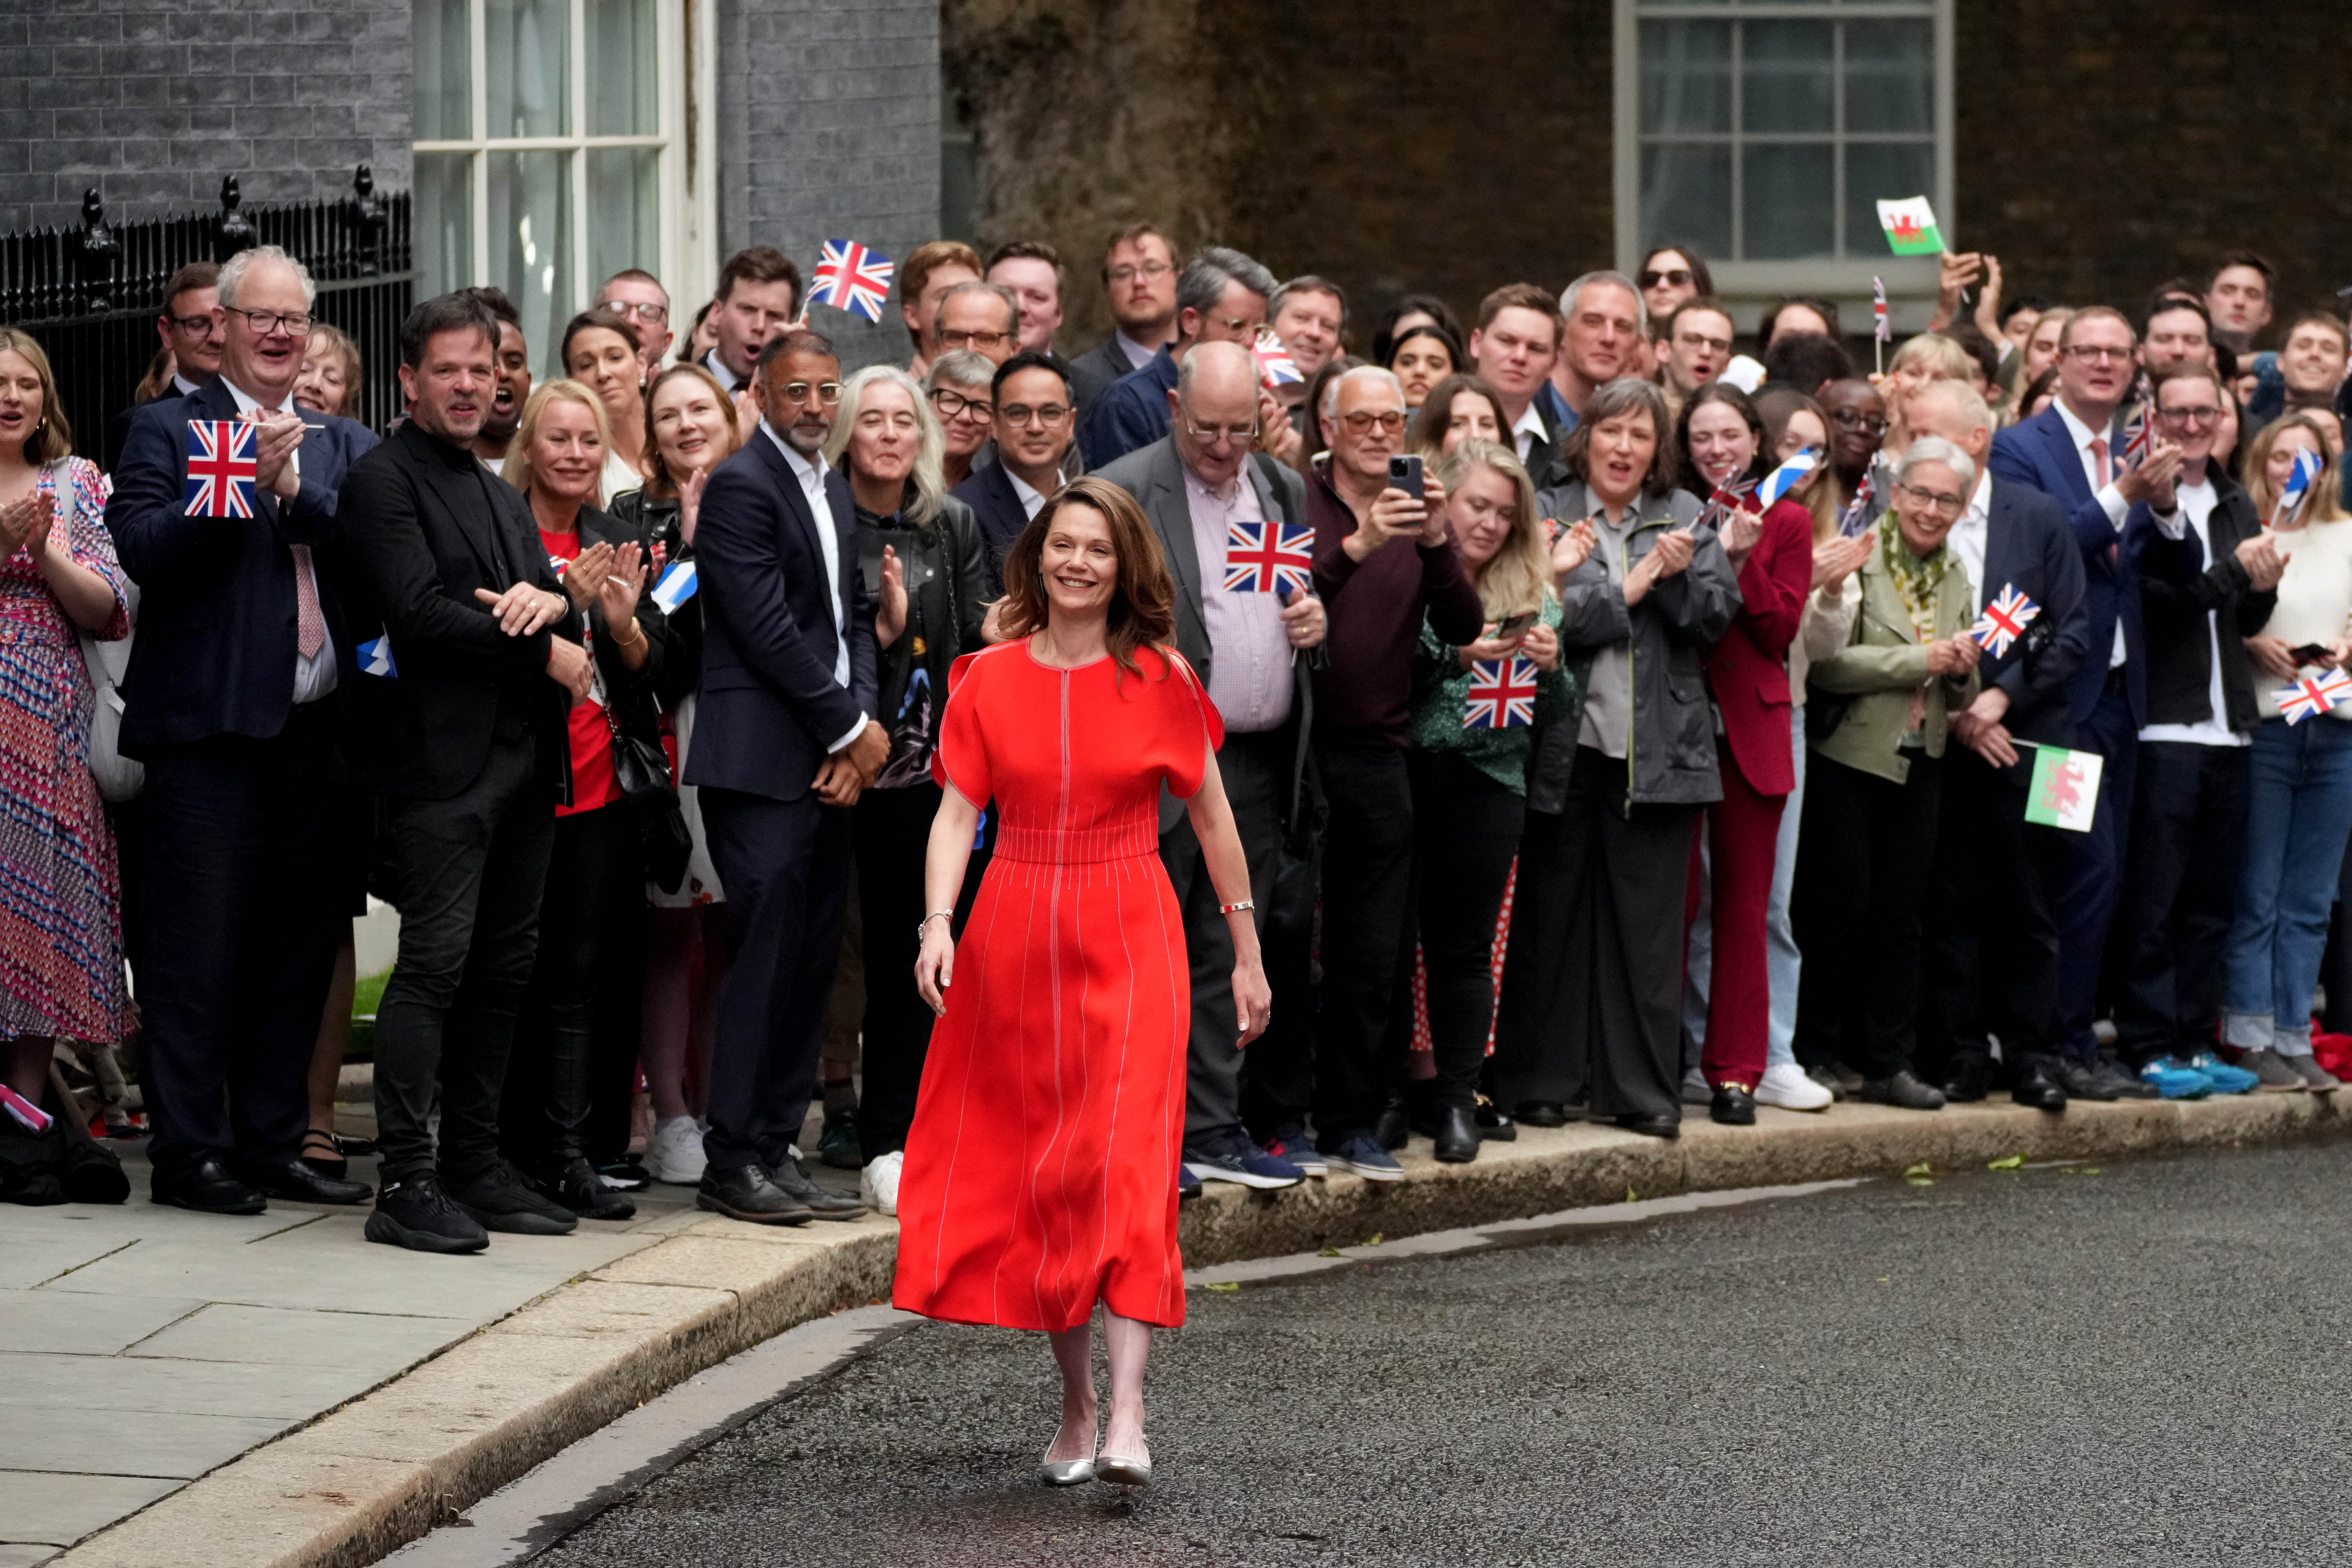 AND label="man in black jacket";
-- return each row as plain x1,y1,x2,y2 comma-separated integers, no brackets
336,291,596,1253
2113,364,2310,1087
